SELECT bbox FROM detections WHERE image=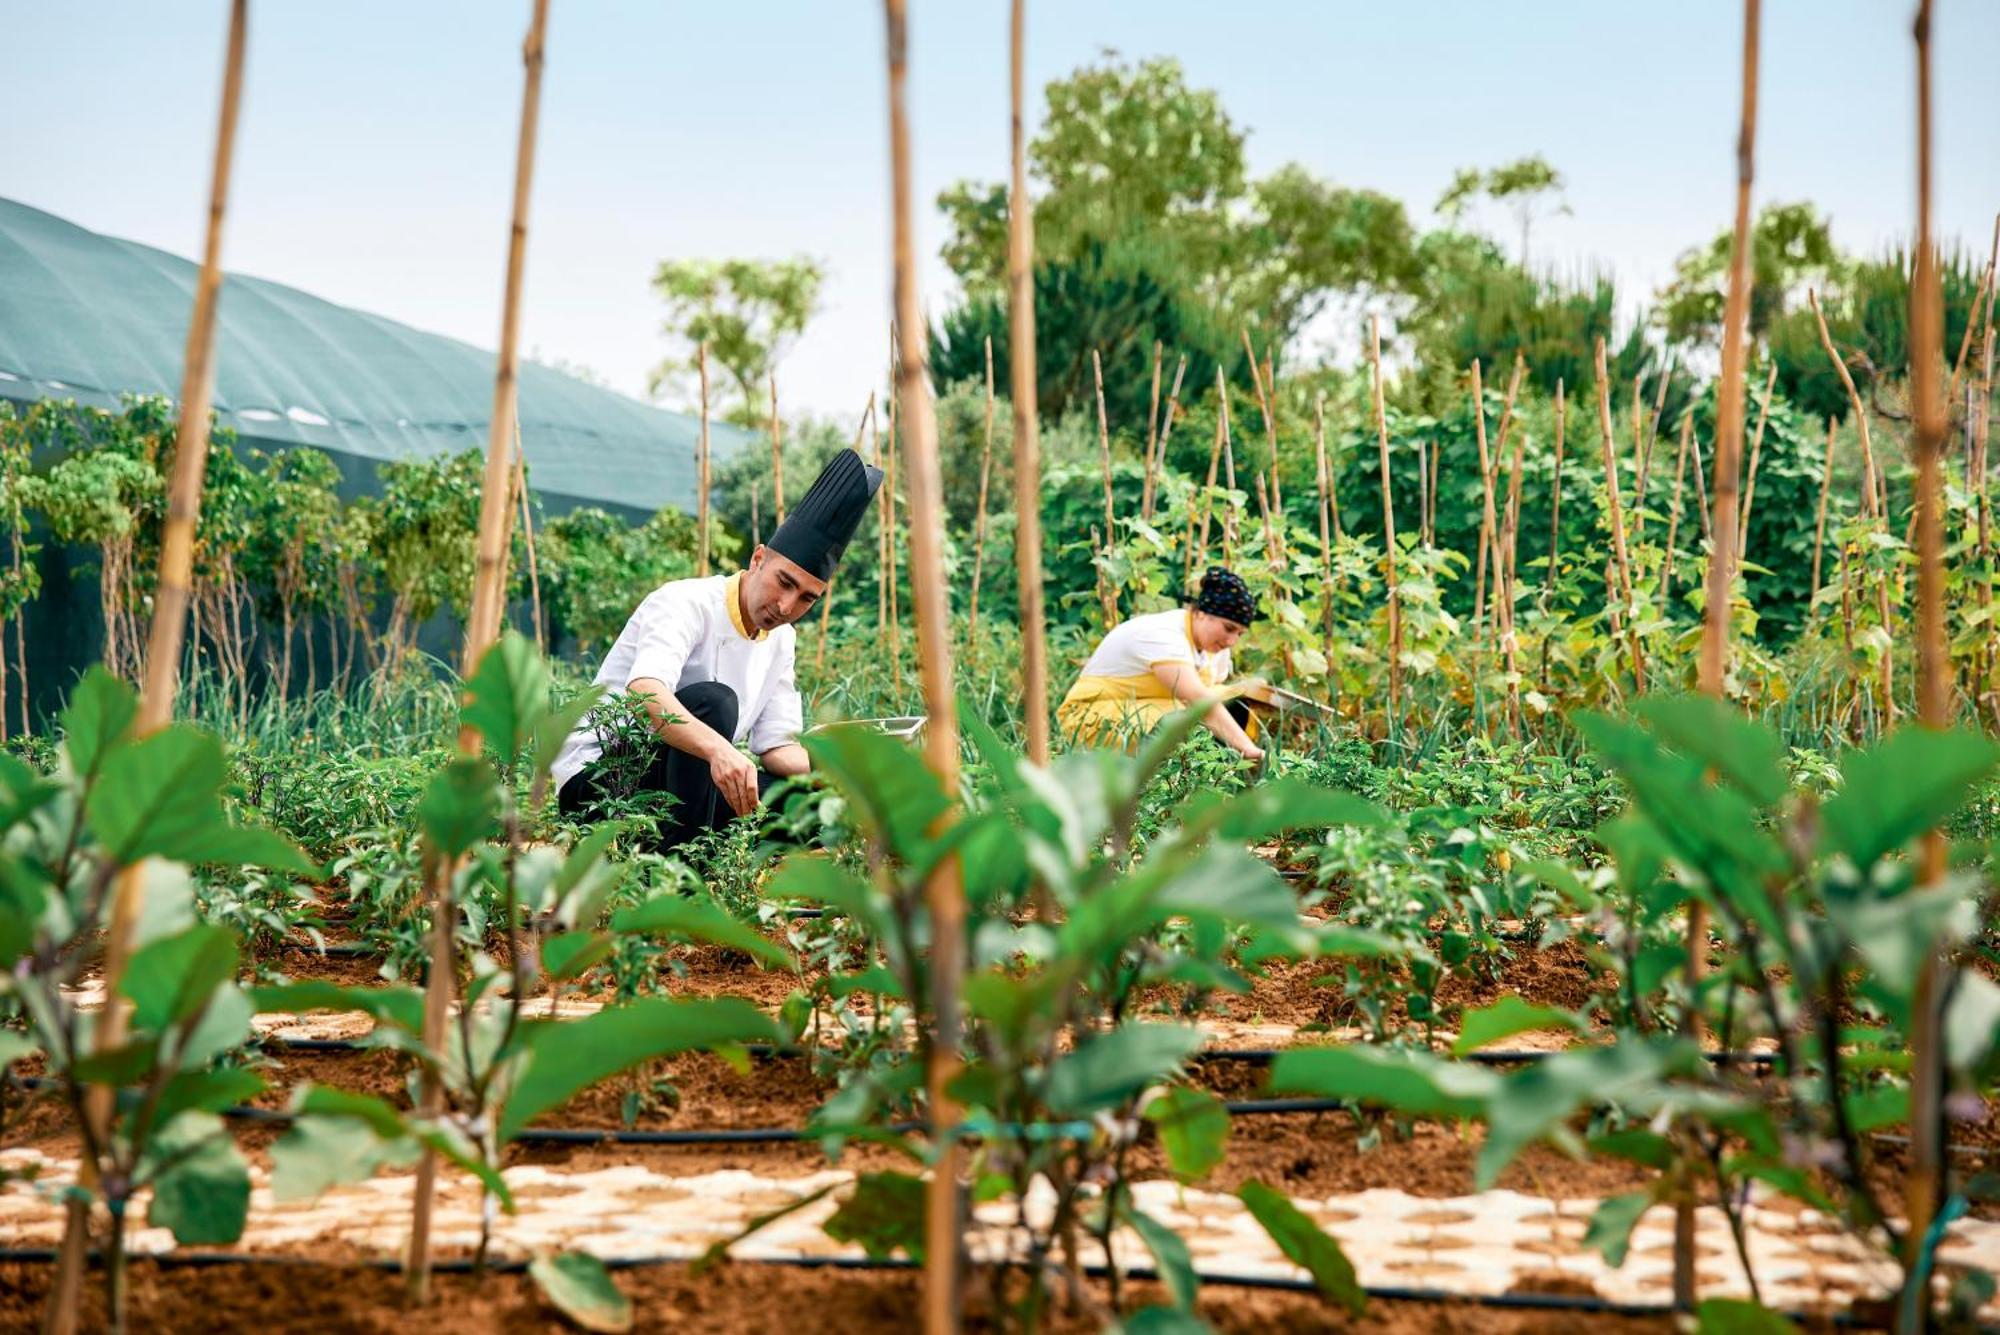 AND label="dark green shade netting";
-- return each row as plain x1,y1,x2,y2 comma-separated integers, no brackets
0,195,741,515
